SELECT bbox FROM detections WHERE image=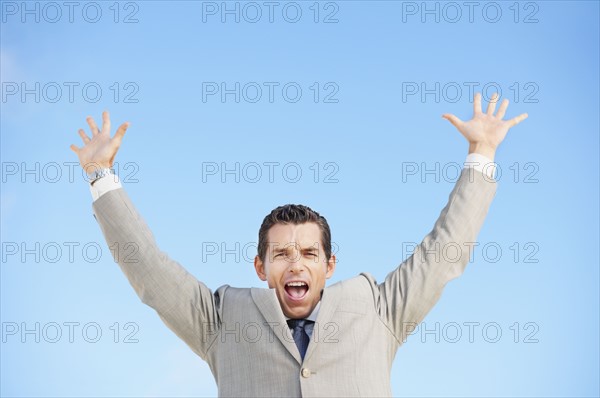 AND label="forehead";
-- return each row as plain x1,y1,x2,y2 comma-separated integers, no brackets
267,222,322,249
